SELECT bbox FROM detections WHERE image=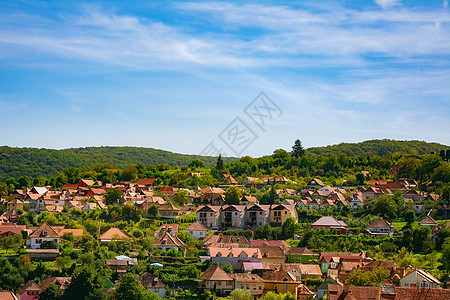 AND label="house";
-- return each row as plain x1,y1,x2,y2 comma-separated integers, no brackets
154,224,179,238
209,247,261,270
98,228,132,242
158,203,180,219
185,221,208,239
309,178,325,187
196,205,220,229
367,218,394,236
328,284,450,300
139,273,165,298
399,269,441,288
39,277,71,293
202,235,250,249
27,222,61,249
404,190,426,202
319,185,335,196
222,174,238,185
312,216,348,234
219,205,246,230
319,252,366,274
317,276,342,299
350,192,365,209
6,199,24,211
245,204,270,229
198,264,234,294
269,204,298,227
155,232,186,251
77,179,95,187
231,273,264,296
262,271,301,298
362,187,386,199
85,188,107,198
258,246,286,264
0,224,27,238
106,258,137,275
17,280,41,300
212,195,226,206
136,178,156,187
241,196,258,206
2,209,20,222
249,240,290,253
0,291,17,300
285,247,319,263
418,215,439,232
